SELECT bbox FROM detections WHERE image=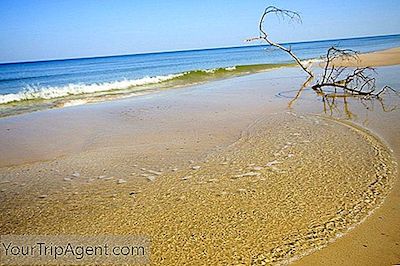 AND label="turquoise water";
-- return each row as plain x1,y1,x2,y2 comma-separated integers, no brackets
0,34,399,114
